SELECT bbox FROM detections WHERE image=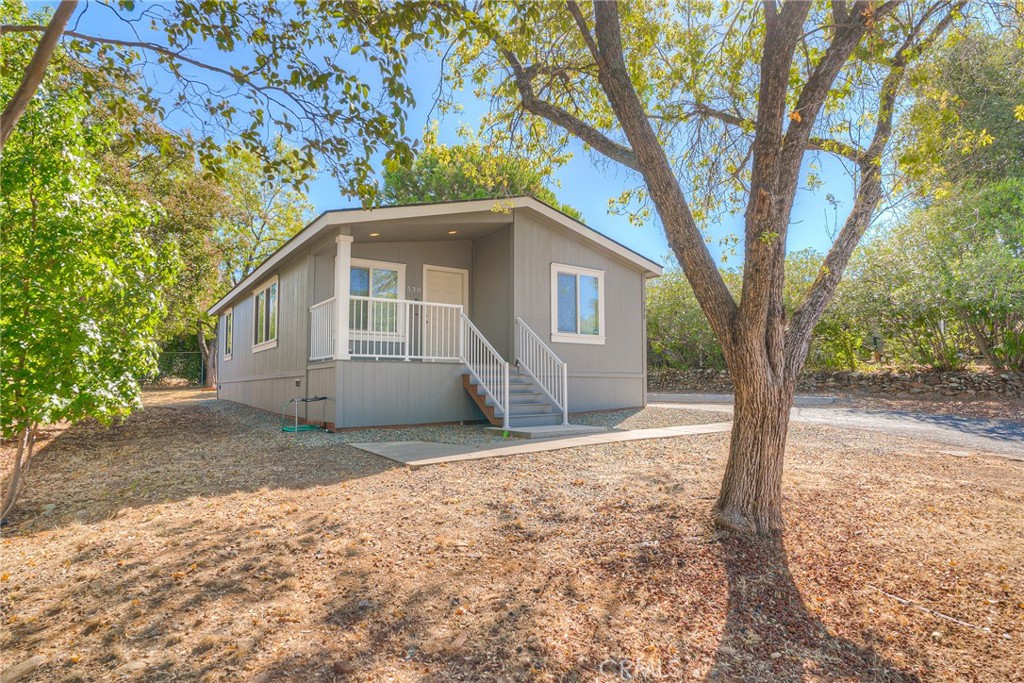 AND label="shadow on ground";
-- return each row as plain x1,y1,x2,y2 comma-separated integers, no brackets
709,535,919,682
1,392,396,535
